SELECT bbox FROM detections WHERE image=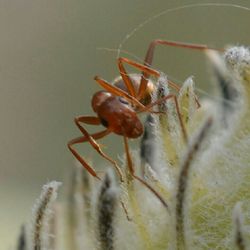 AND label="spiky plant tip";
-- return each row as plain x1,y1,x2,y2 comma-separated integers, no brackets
17,45,250,250
27,181,62,250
